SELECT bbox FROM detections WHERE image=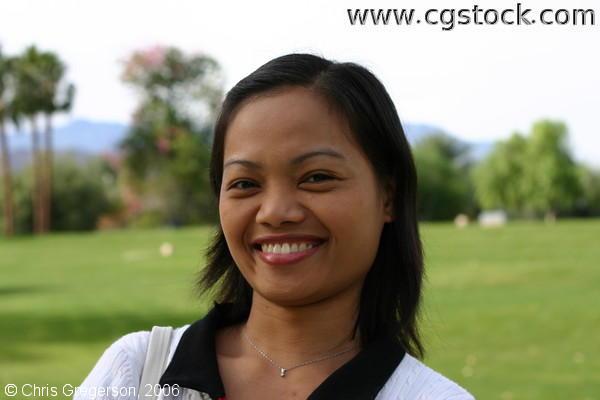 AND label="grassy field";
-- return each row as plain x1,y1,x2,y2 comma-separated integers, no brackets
1,220,599,399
